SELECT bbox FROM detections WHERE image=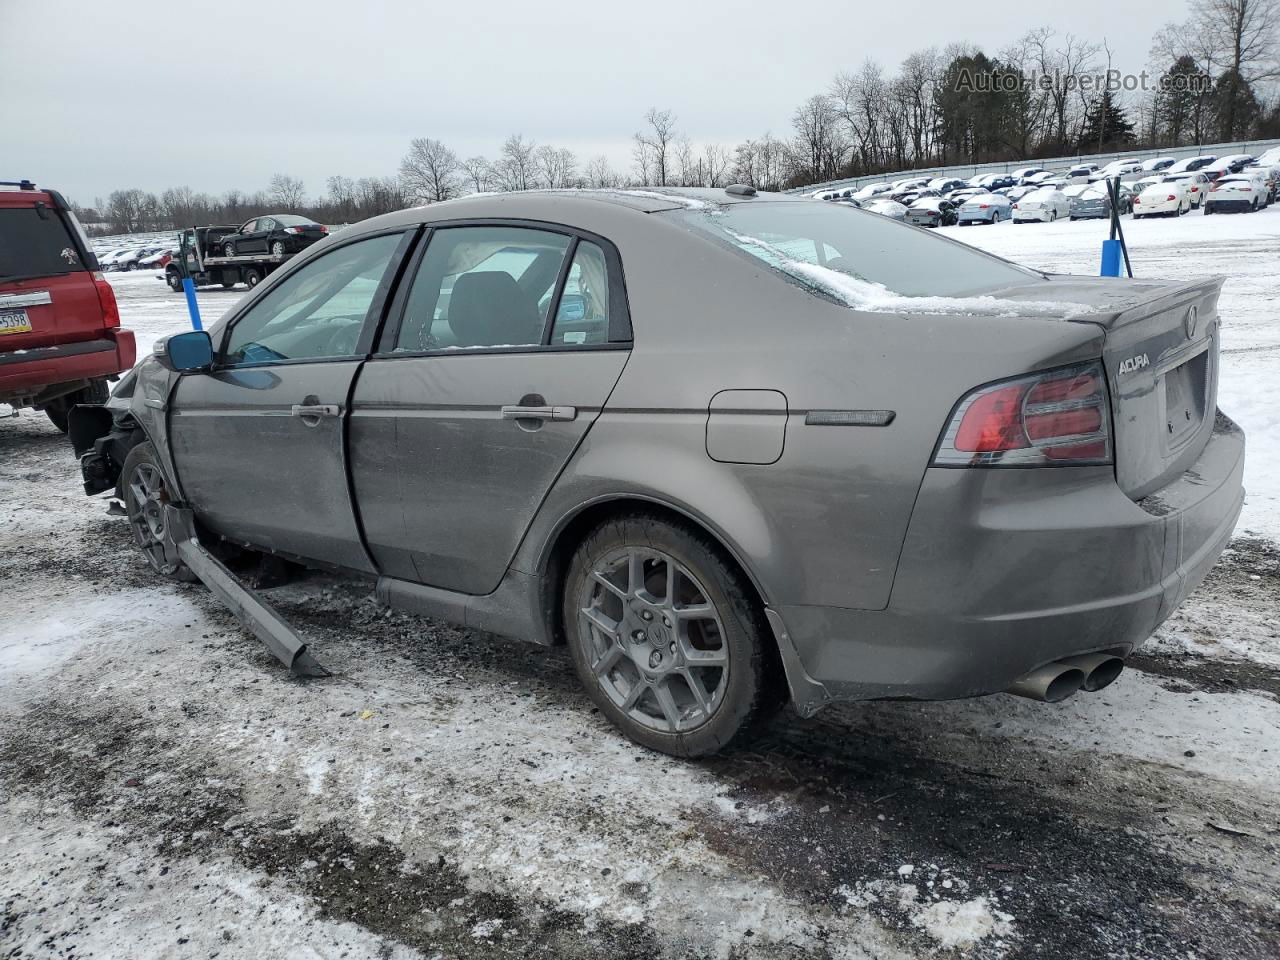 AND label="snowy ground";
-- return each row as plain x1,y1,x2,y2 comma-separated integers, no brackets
2,210,1279,959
